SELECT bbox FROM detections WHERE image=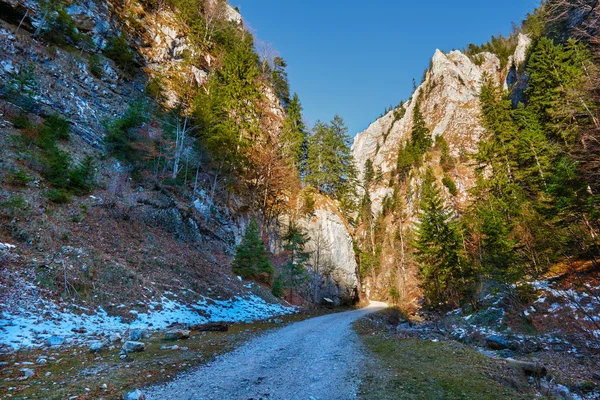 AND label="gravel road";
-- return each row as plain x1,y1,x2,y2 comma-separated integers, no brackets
146,301,387,400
